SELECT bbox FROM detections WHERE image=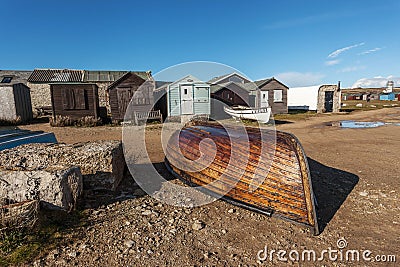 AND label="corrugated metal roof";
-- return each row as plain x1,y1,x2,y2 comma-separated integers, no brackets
84,70,128,82
84,71,152,82
28,69,84,83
